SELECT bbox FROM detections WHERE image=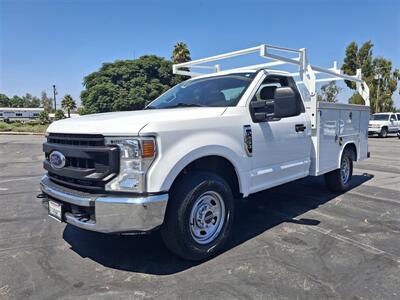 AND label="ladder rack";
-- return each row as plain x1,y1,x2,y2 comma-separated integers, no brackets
173,44,370,128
